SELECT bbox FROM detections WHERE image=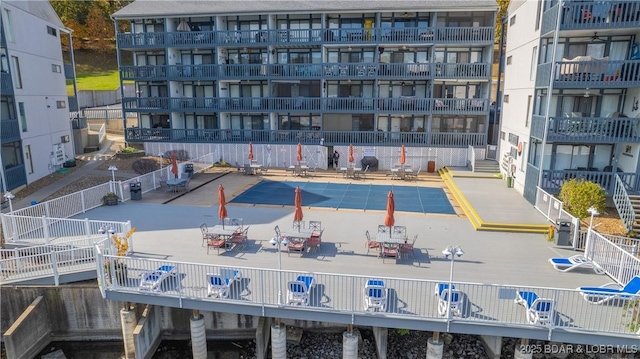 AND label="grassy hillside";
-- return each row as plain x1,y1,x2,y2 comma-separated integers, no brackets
67,50,131,94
